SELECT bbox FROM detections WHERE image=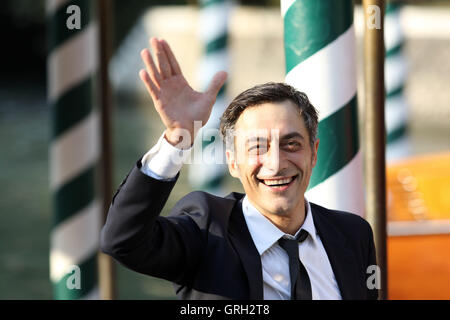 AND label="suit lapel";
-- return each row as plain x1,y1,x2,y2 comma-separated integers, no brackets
227,195,264,300
224,195,363,300
311,205,362,300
